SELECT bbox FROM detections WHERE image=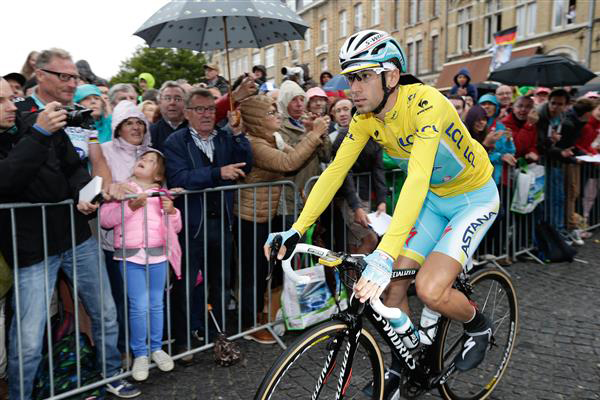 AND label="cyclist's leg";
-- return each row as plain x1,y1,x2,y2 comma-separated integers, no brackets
414,252,472,321
416,178,500,371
